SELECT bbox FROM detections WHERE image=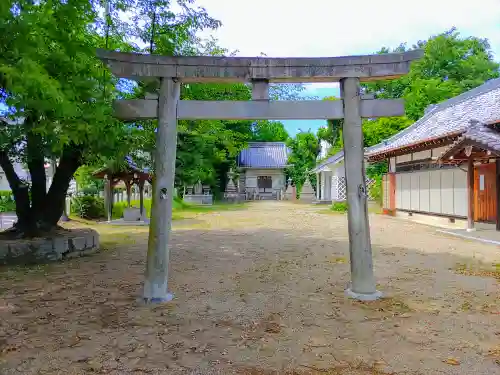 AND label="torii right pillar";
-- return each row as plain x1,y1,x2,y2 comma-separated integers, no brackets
341,78,381,301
